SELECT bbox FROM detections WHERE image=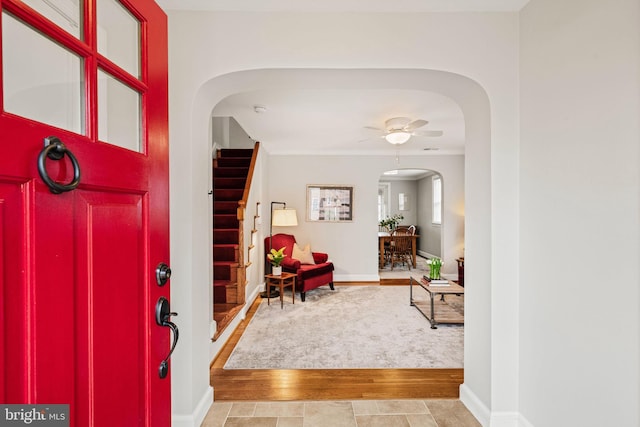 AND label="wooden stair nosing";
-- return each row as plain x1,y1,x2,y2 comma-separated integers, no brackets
213,228,241,233
213,243,239,249
213,260,240,267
